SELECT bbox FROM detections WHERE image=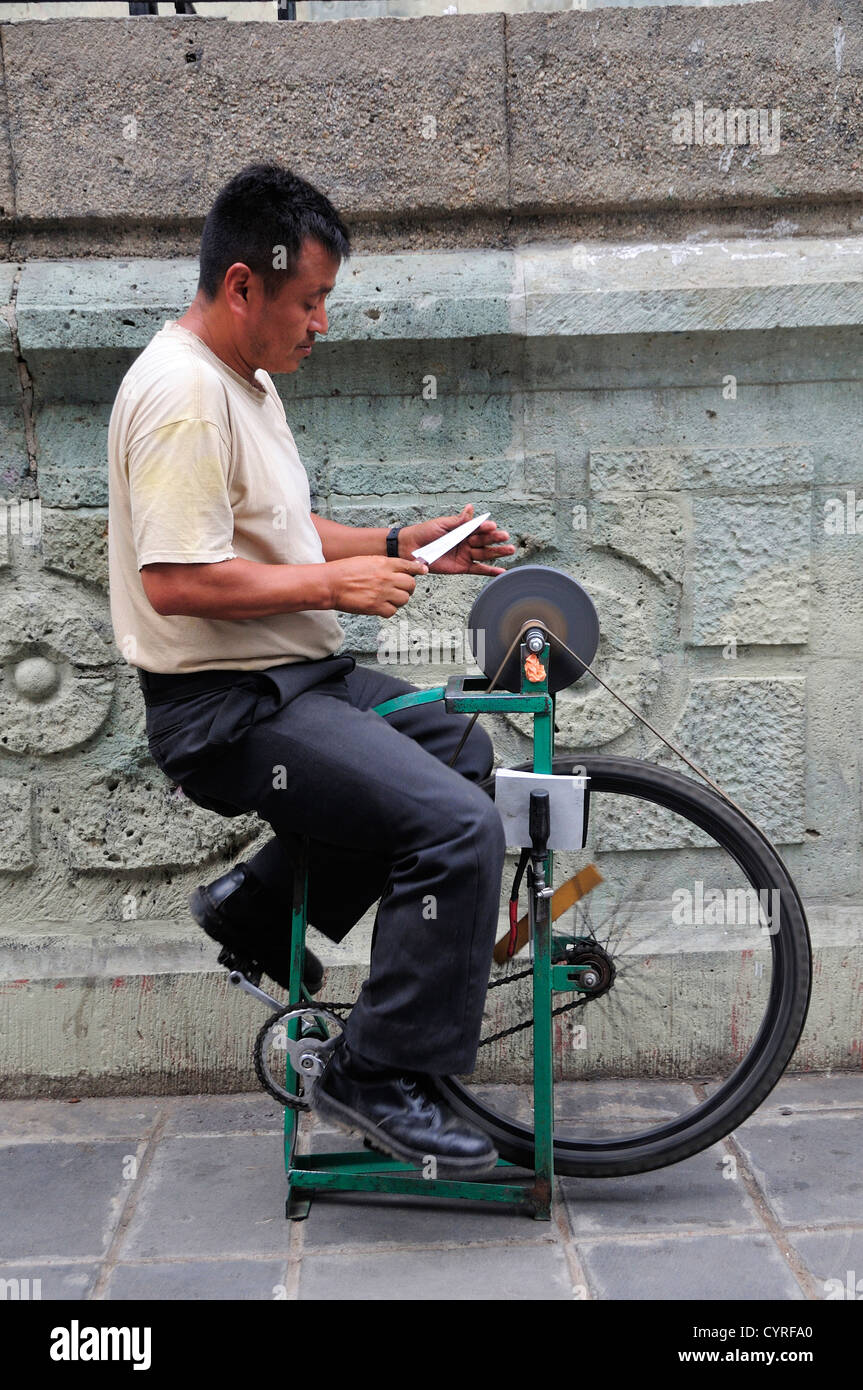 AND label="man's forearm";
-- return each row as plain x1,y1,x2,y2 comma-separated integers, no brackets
143,556,335,620
311,513,411,561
